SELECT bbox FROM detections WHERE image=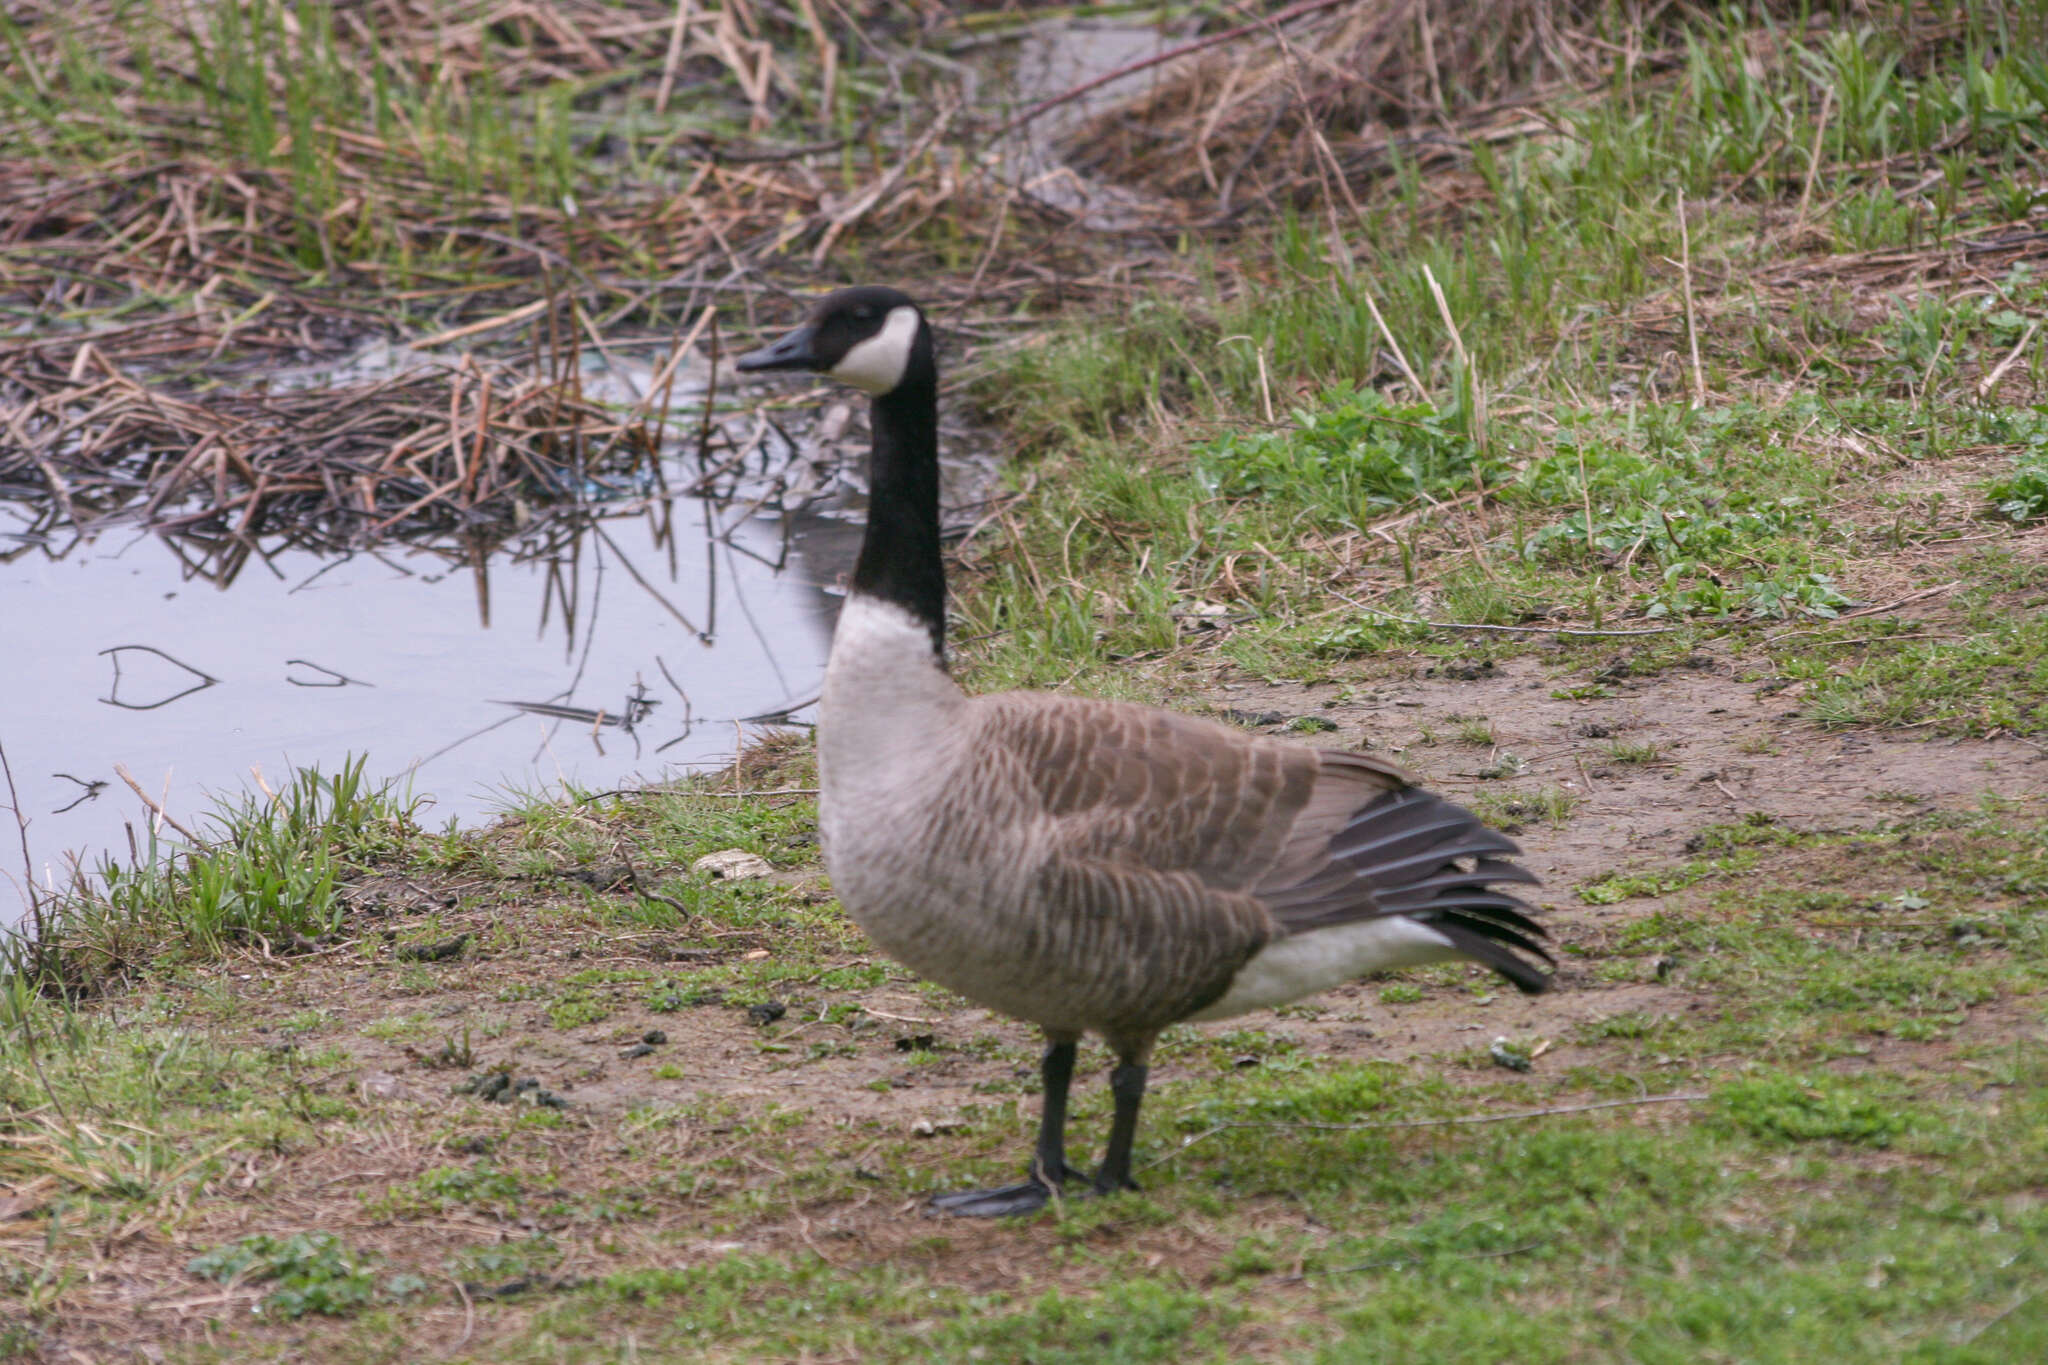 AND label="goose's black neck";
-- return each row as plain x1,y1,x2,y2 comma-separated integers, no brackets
851,365,946,660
